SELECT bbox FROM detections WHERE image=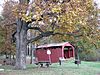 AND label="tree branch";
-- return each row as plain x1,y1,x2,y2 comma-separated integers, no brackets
53,31,82,37
0,22,16,26
27,30,83,44
28,26,44,33
12,30,17,43
27,31,54,43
